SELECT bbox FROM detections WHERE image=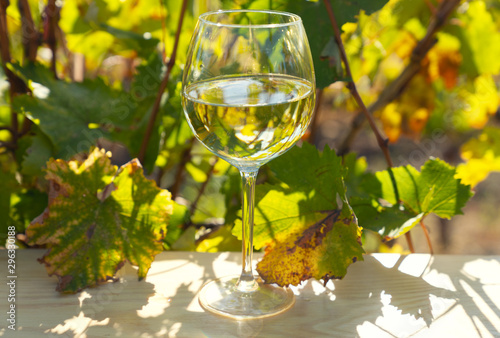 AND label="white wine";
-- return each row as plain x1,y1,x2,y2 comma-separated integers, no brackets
182,74,314,167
